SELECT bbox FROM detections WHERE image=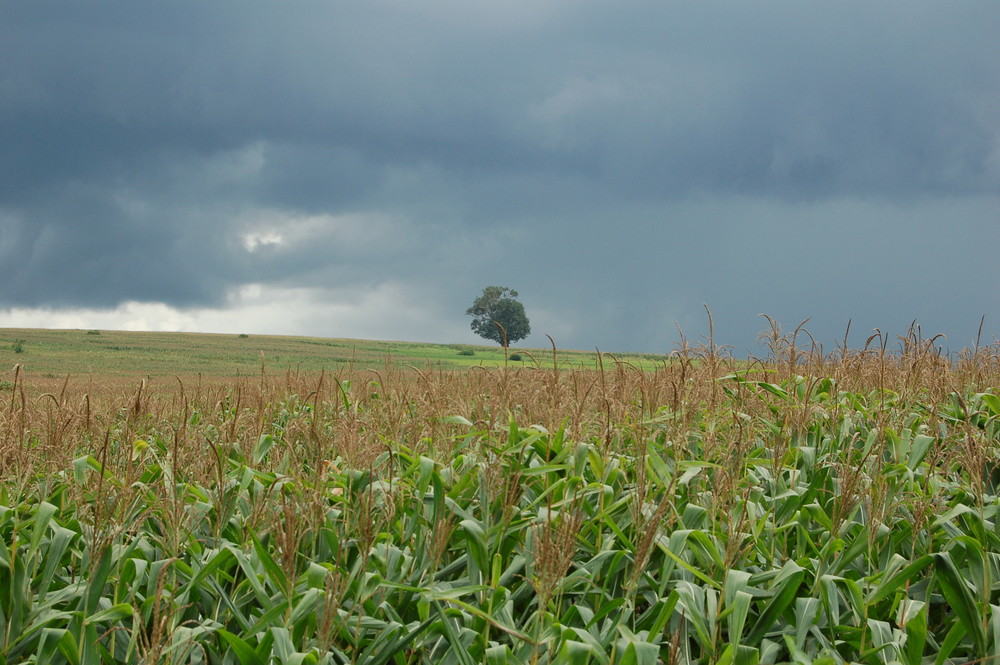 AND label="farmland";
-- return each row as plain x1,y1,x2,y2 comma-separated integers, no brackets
0,328,669,381
2,327,1000,664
